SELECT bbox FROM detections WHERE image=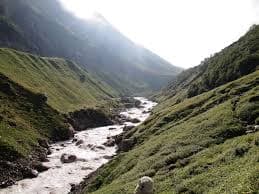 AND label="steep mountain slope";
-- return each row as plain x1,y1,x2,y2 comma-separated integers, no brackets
78,69,259,194
0,0,181,94
156,25,259,102
0,48,118,112
0,73,72,187
74,27,259,194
